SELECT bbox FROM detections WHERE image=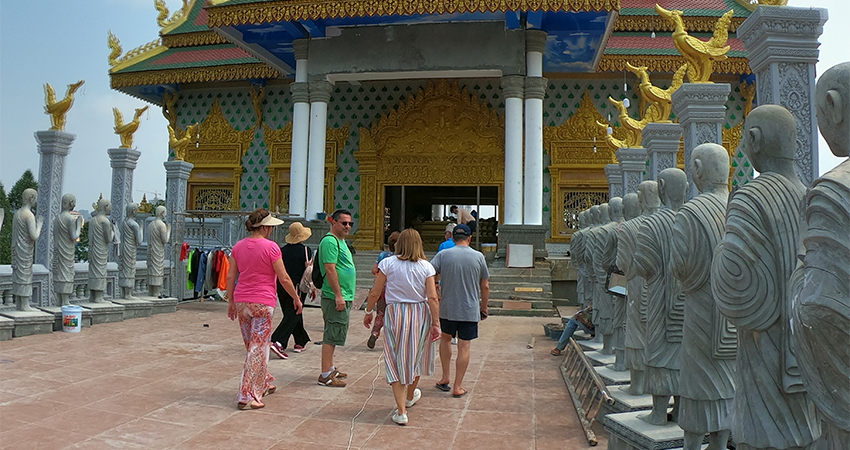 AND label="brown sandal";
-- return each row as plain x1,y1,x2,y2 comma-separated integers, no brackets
550,348,562,356
238,400,265,410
